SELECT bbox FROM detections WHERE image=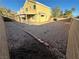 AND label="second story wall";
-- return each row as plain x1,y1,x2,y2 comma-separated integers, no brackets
23,1,37,14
